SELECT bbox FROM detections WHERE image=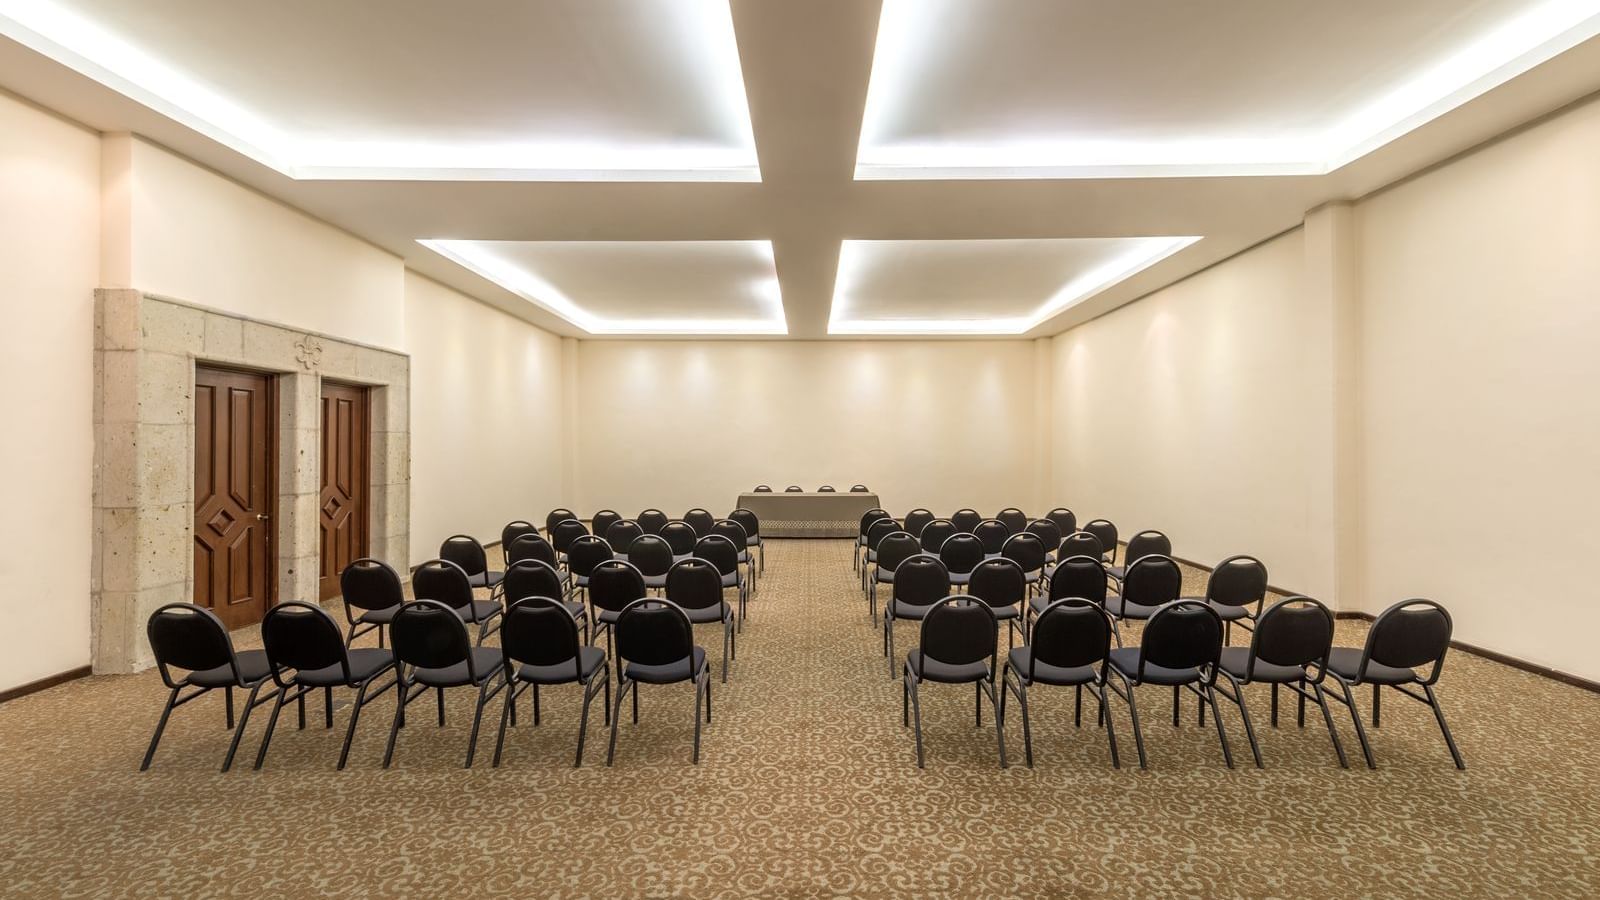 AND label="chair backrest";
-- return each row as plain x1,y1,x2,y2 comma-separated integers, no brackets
502,559,565,606
1046,507,1077,537
549,519,589,555
903,508,935,538
262,601,348,686
1137,600,1223,679
439,534,489,579
754,485,772,492
951,508,983,533
340,557,403,613
545,508,578,532
390,599,476,674
850,484,869,492
866,518,902,551
1030,599,1115,675
1124,530,1173,566
1248,596,1334,682
1120,555,1183,608
1083,519,1118,563
875,532,920,573
892,554,951,608
605,519,645,551
615,599,695,669
968,558,1026,609
637,509,669,535
974,519,1011,555
507,534,559,568
710,519,749,552
412,559,474,611
919,597,998,669
1000,532,1047,573
590,510,623,541
693,534,741,577
728,508,761,541
501,521,540,557
938,533,985,575
501,598,584,676
683,508,717,537
1025,518,1063,553
627,534,674,577
1057,530,1103,563
995,508,1029,534
860,508,892,538
818,485,836,492
566,535,614,577
1362,598,1453,684
665,558,724,611
1047,555,1110,604
919,518,958,553
147,603,236,687
587,560,648,613
785,485,804,492
1207,555,1269,609
660,521,699,556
